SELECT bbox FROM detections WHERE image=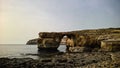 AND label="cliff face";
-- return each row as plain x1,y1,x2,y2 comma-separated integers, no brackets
27,28,120,52
26,38,39,45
